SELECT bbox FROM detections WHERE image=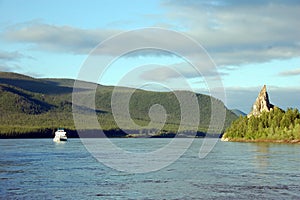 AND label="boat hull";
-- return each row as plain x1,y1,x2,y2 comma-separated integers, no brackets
59,137,67,141
53,137,67,142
